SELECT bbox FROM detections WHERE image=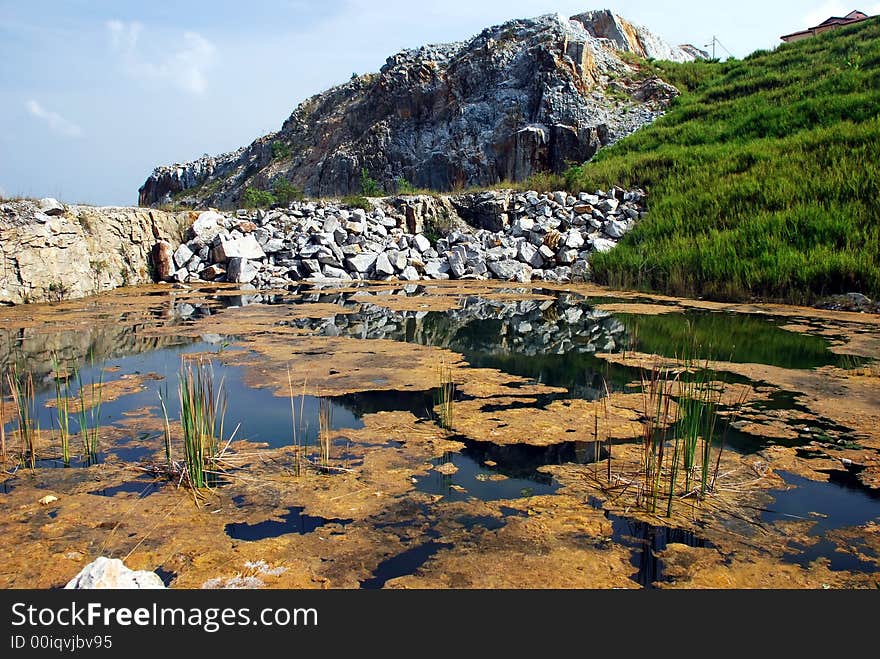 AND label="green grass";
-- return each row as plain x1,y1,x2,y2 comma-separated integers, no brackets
317,397,332,471
74,364,104,464
566,18,880,303
341,195,372,211
51,356,72,466
435,362,455,431
177,359,227,488
6,367,38,469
